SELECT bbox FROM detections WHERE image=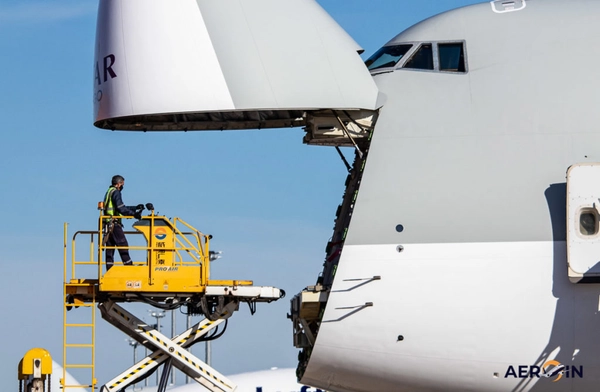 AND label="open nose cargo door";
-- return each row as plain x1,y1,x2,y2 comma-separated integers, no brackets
93,0,381,132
